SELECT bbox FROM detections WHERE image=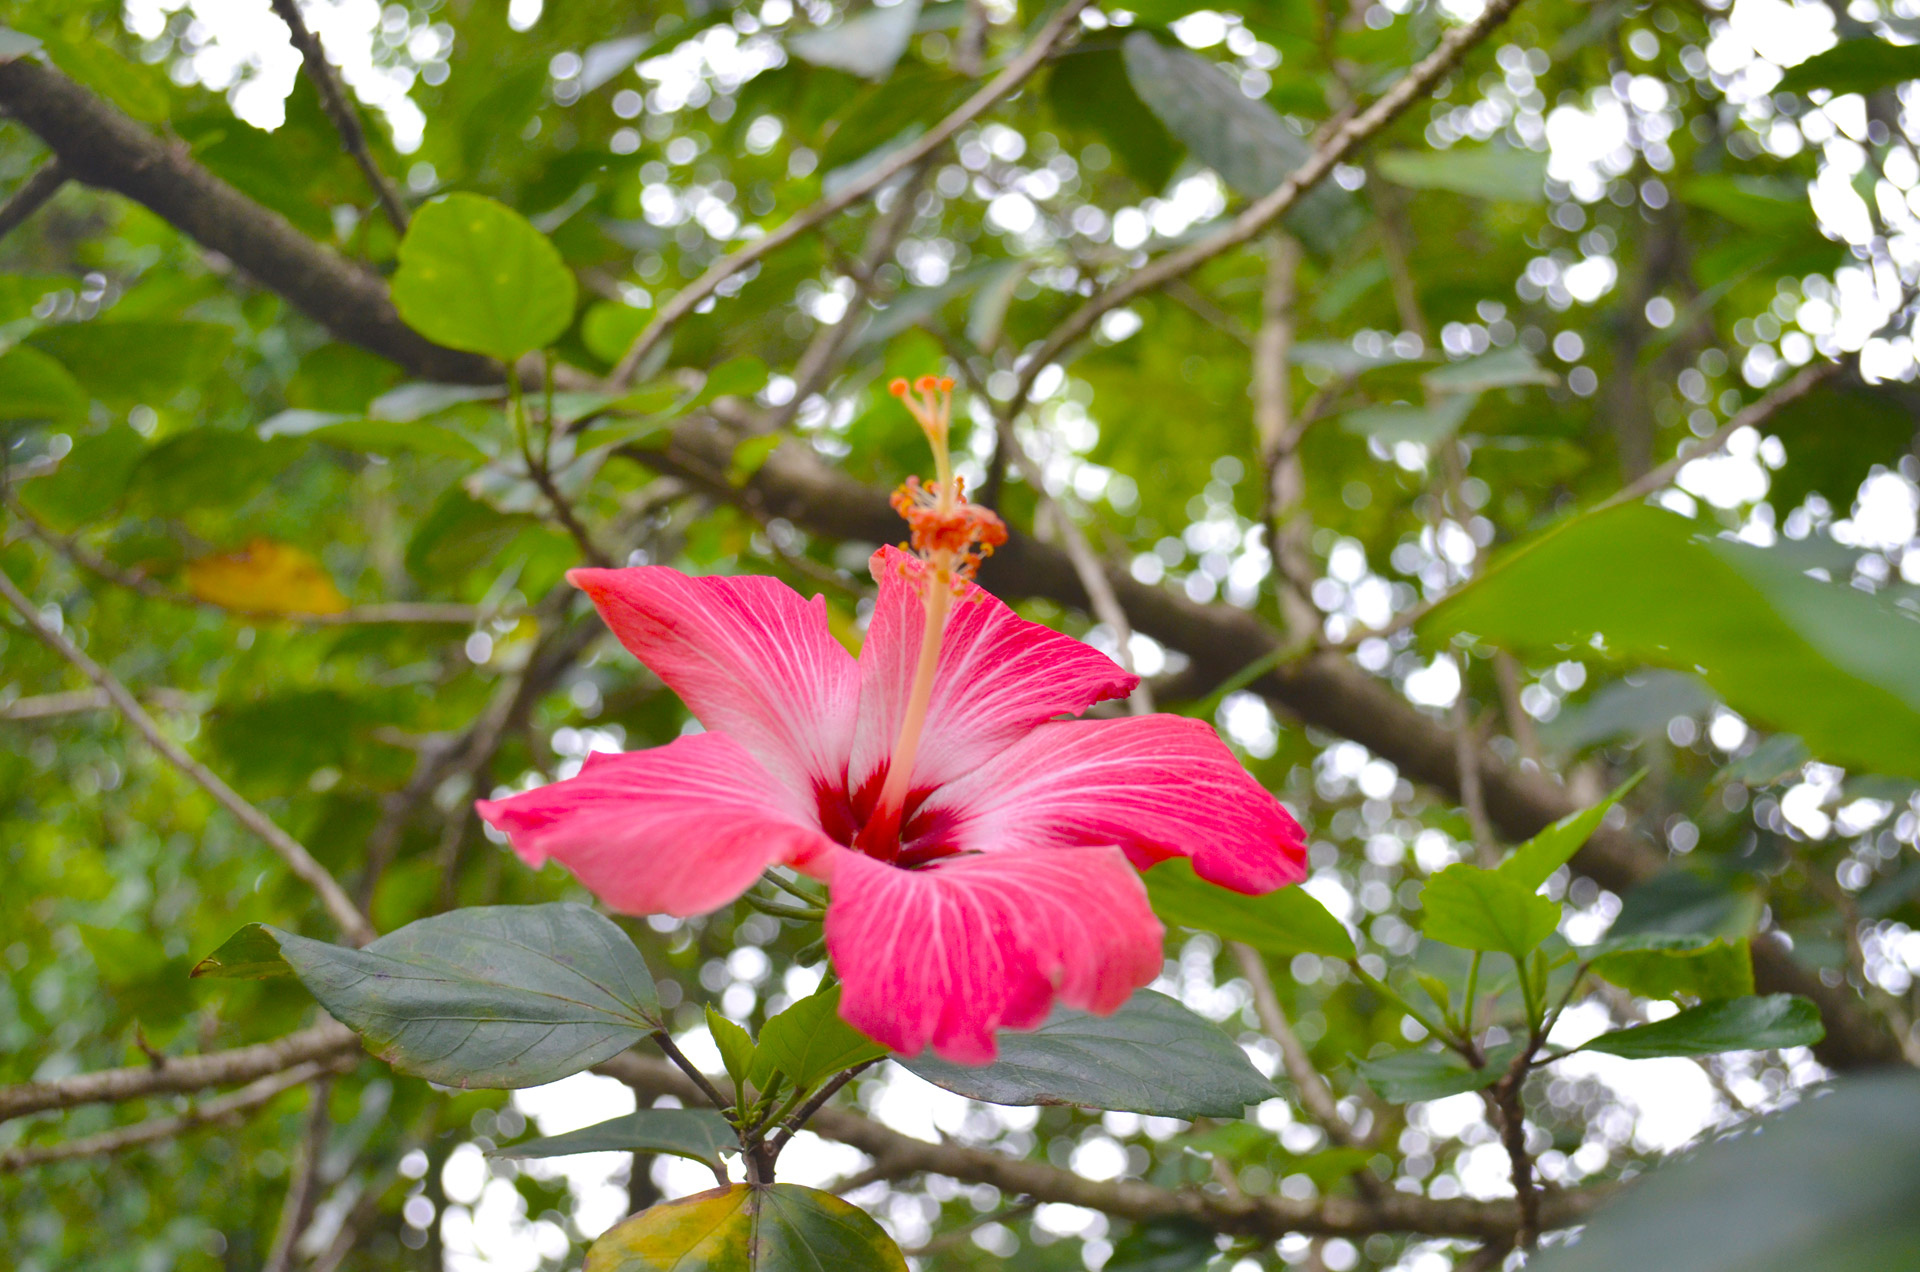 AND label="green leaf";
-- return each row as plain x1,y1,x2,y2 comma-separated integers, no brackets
0,344,87,421
1714,733,1811,787
370,382,504,421
1421,347,1557,394
1592,939,1755,1003
1527,1071,1920,1272
191,924,295,980
1375,145,1548,203
690,356,769,408
1609,870,1763,944
1047,46,1180,191
1497,772,1644,891
1541,670,1718,753
1581,995,1824,1059
1763,380,1918,513
1778,38,1920,98
1357,1041,1524,1102
1339,394,1477,446
258,410,488,462
15,423,146,530
749,985,887,1093
1422,502,1920,781
1122,33,1363,257
1145,859,1356,960
706,1006,756,1089
390,193,577,361
239,903,661,1088
28,321,233,406
493,1108,735,1173
1420,863,1560,958
901,989,1276,1118
788,0,921,81
587,1184,907,1272
582,301,651,366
